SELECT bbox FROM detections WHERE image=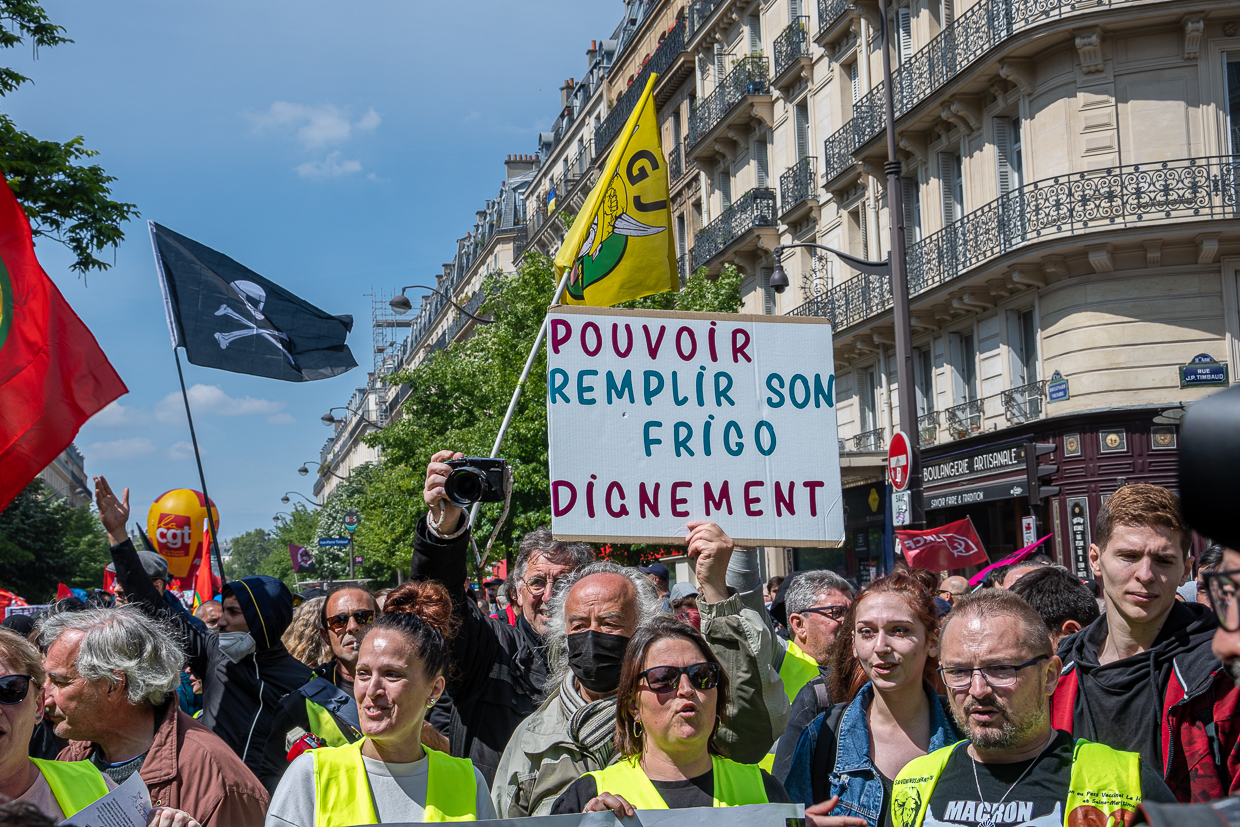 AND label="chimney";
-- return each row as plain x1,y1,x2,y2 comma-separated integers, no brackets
586,40,598,67
560,78,576,108
504,153,537,180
